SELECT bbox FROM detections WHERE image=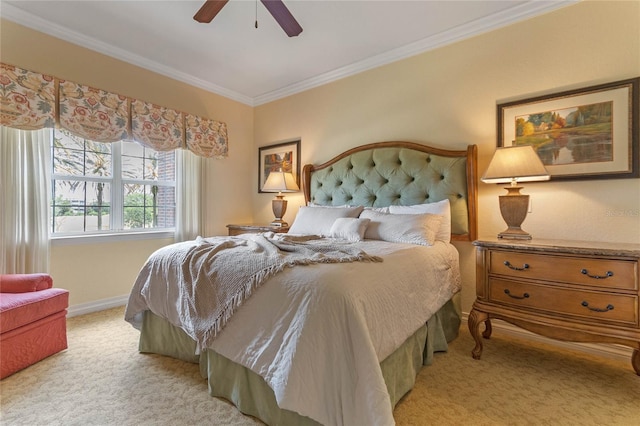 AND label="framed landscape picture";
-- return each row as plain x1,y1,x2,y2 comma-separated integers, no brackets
258,139,300,192
497,77,639,180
